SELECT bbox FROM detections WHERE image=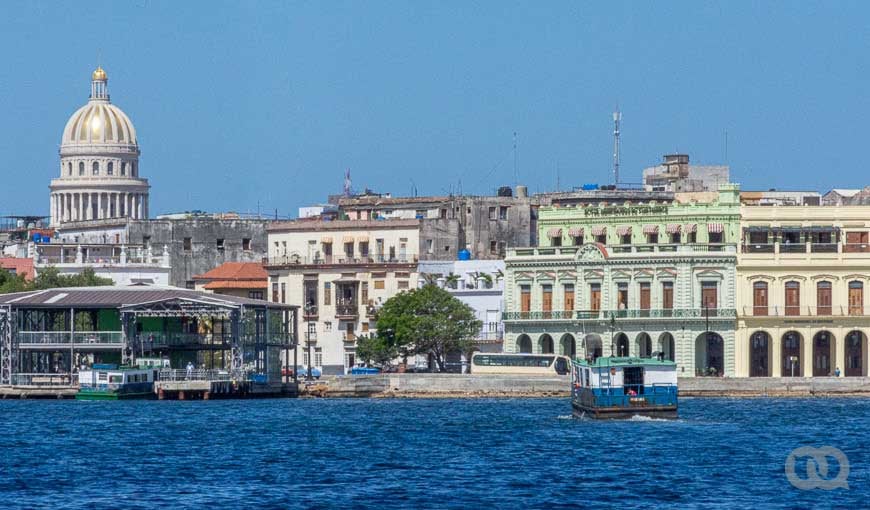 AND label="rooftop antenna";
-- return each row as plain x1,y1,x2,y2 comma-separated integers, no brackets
513,131,518,188
612,107,621,187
